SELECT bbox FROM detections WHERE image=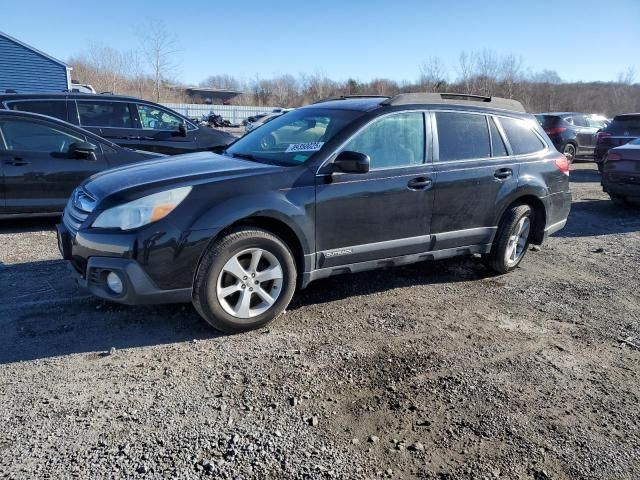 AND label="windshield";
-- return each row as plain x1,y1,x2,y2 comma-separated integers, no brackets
225,108,364,165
